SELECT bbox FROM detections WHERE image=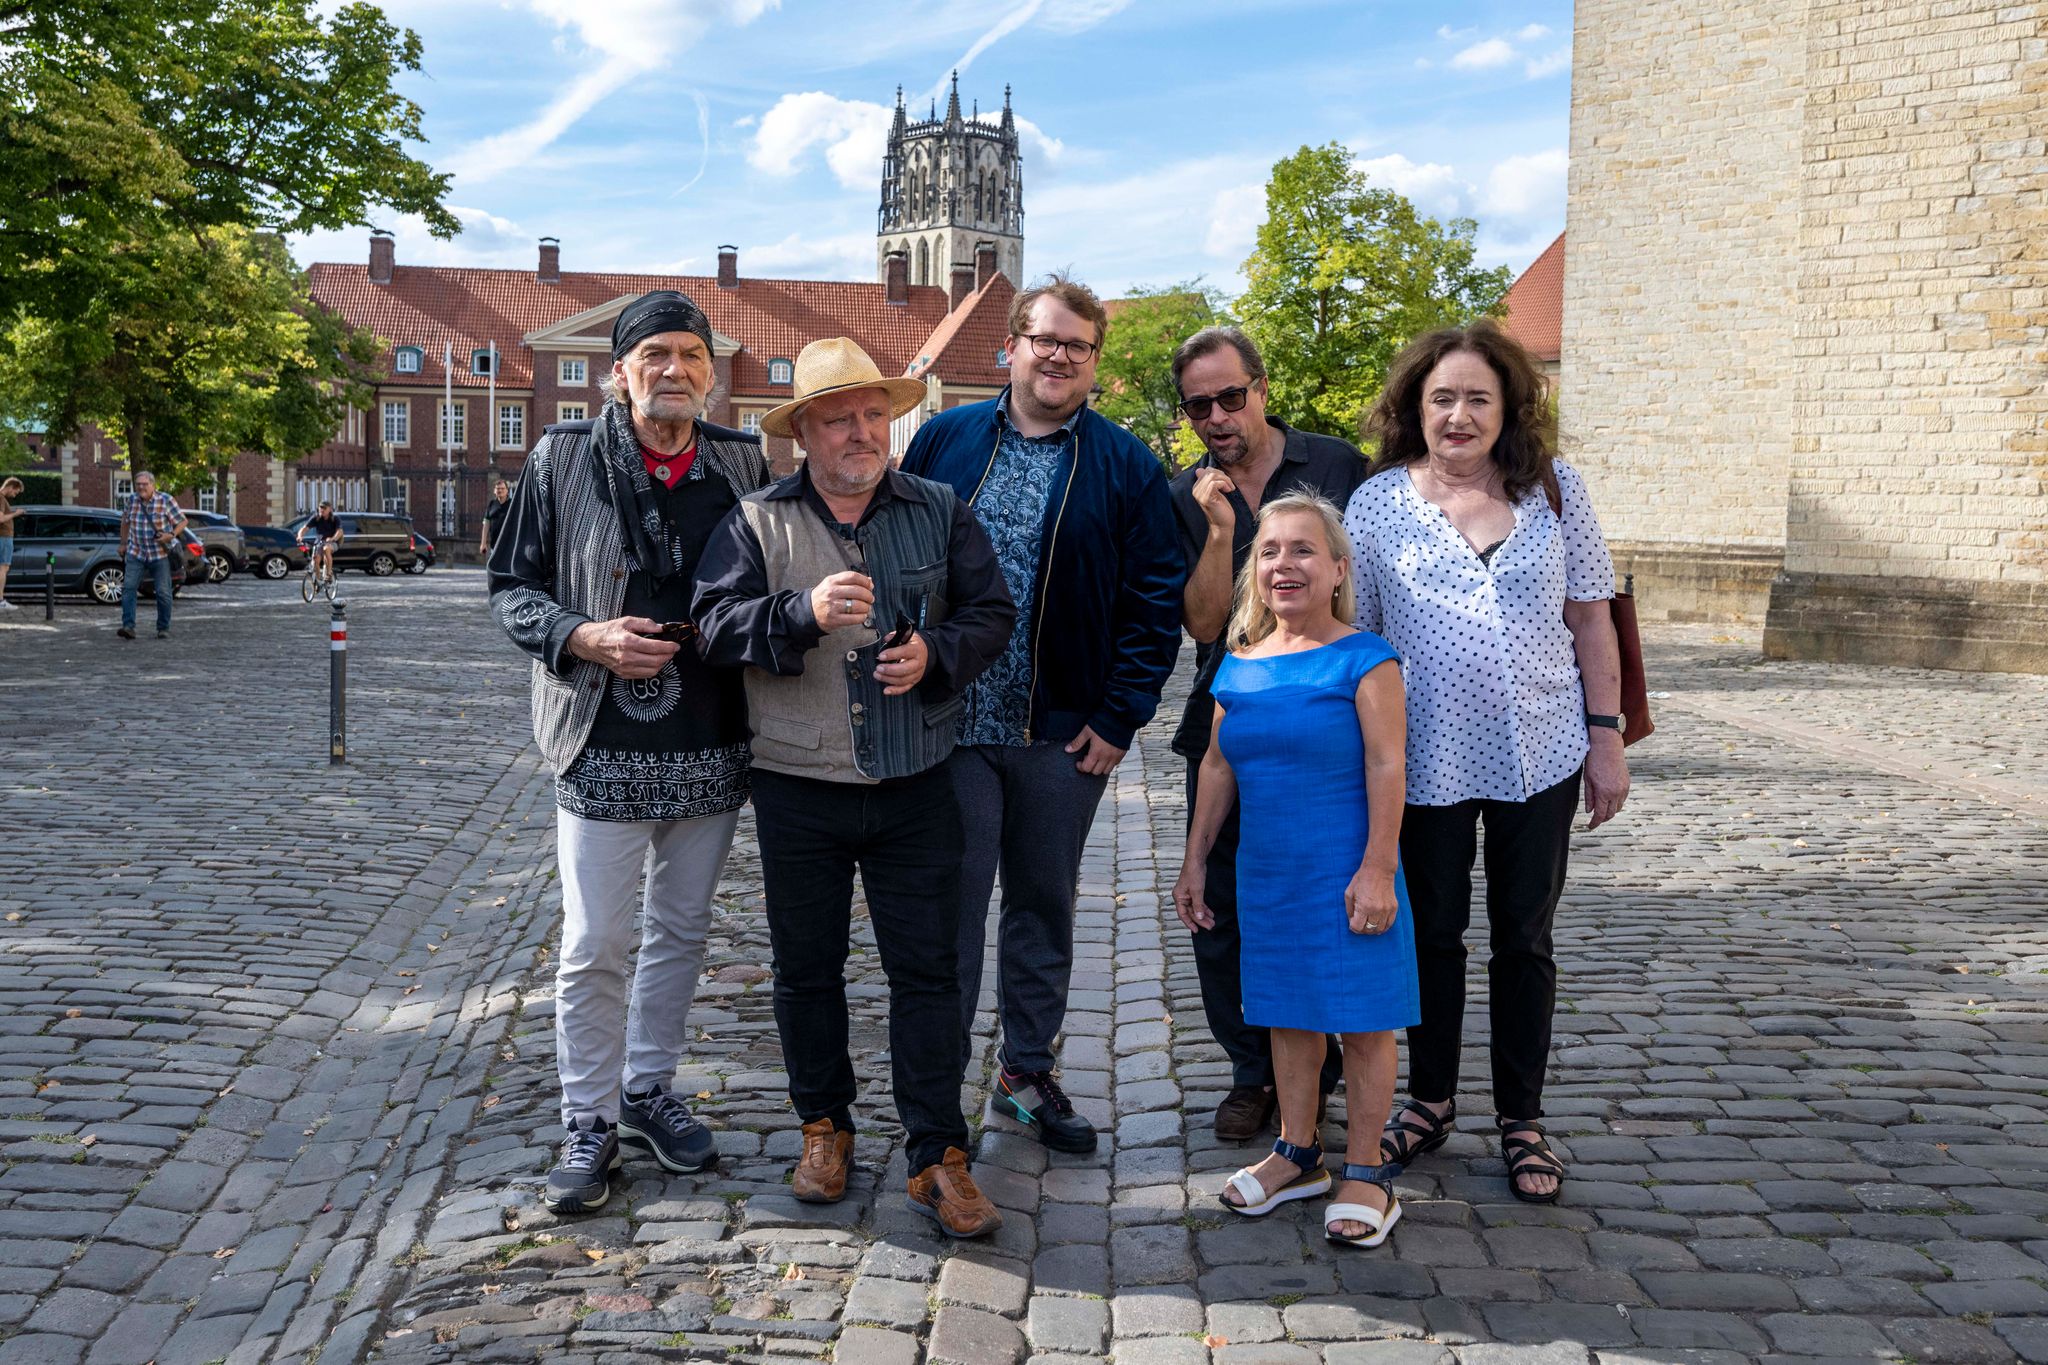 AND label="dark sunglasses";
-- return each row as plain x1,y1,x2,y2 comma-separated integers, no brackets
1178,385,1252,421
